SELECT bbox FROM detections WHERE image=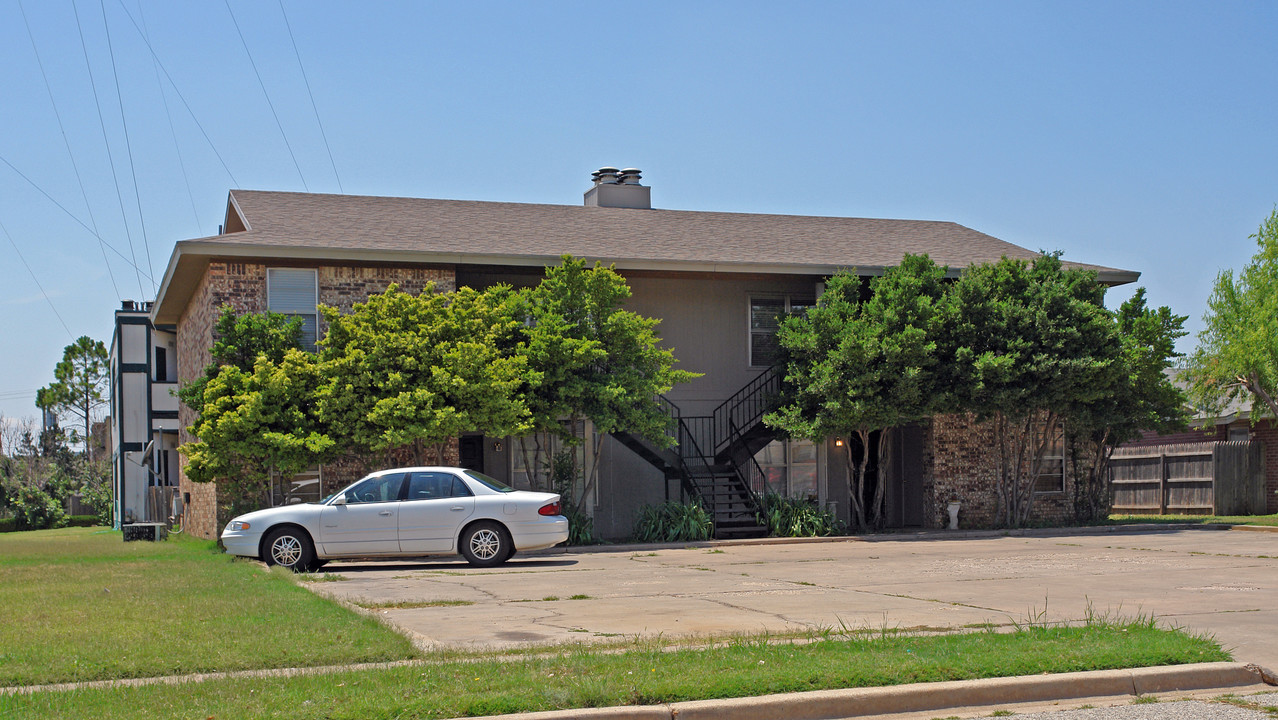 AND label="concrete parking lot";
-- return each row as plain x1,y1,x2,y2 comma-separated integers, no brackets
310,527,1278,670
